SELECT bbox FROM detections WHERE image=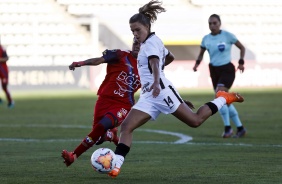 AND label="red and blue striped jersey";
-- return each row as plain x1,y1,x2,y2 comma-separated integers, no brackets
97,49,141,106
